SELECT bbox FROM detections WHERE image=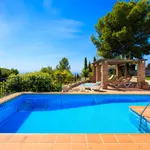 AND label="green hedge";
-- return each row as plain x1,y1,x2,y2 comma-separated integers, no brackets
4,72,62,93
